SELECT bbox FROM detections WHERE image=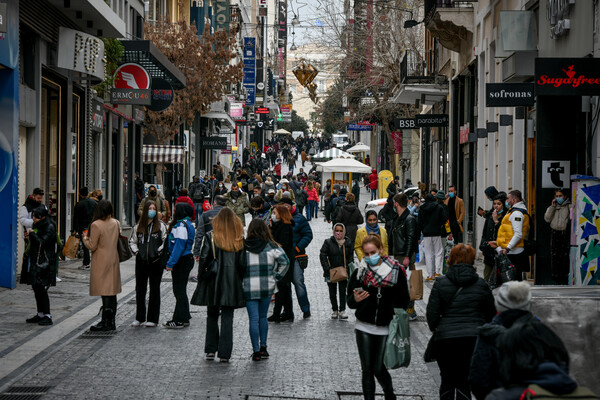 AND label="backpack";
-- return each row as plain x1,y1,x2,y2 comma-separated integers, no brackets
509,208,537,255
521,384,599,400
191,183,206,202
